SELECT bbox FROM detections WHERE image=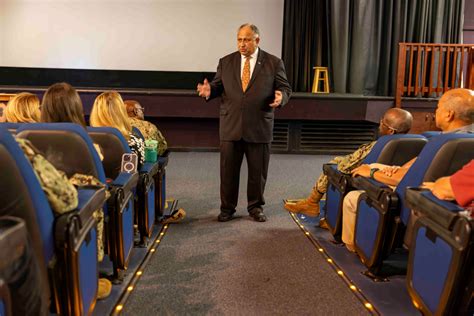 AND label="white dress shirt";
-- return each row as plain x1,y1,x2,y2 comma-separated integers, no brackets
240,47,259,79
